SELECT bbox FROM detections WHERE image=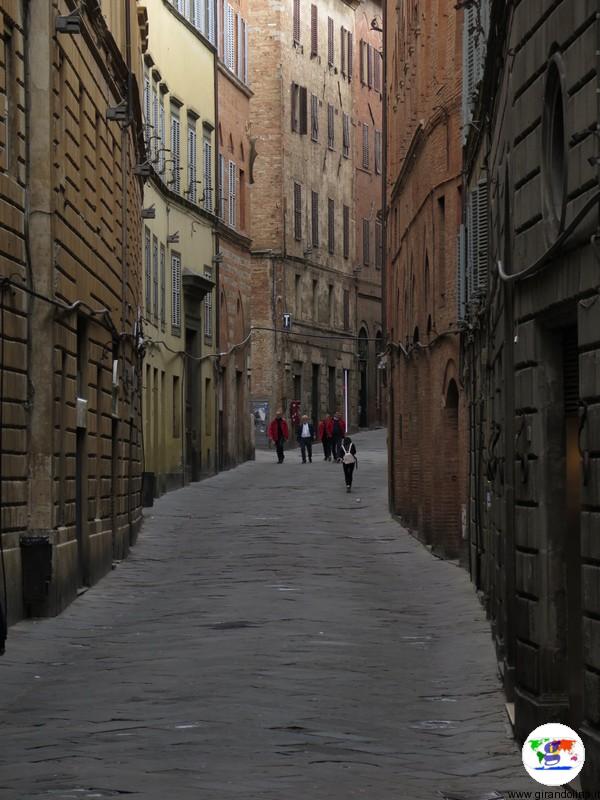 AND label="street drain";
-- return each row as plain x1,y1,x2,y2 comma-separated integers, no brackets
438,794,505,800
210,620,258,630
